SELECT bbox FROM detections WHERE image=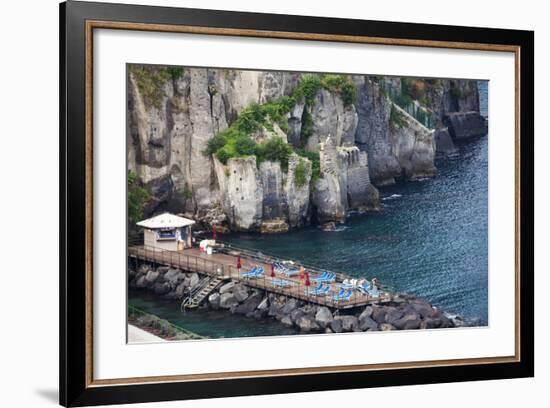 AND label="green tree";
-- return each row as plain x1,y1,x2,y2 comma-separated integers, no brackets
128,170,149,225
